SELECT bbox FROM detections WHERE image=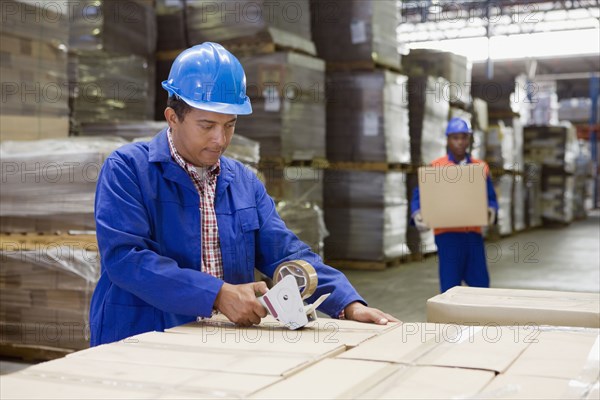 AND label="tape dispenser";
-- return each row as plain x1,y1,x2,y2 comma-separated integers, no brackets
258,260,330,330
